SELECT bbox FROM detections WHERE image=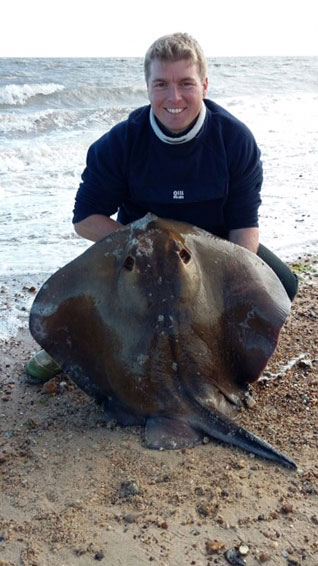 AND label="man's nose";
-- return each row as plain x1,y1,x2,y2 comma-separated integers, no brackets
167,84,182,102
